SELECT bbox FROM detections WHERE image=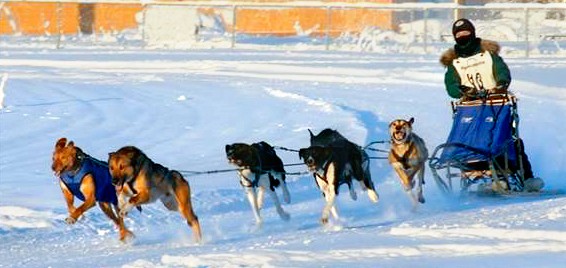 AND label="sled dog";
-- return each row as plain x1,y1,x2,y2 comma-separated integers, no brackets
51,137,132,241
225,142,291,225
299,129,379,224
388,118,428,209
108,146,202,242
